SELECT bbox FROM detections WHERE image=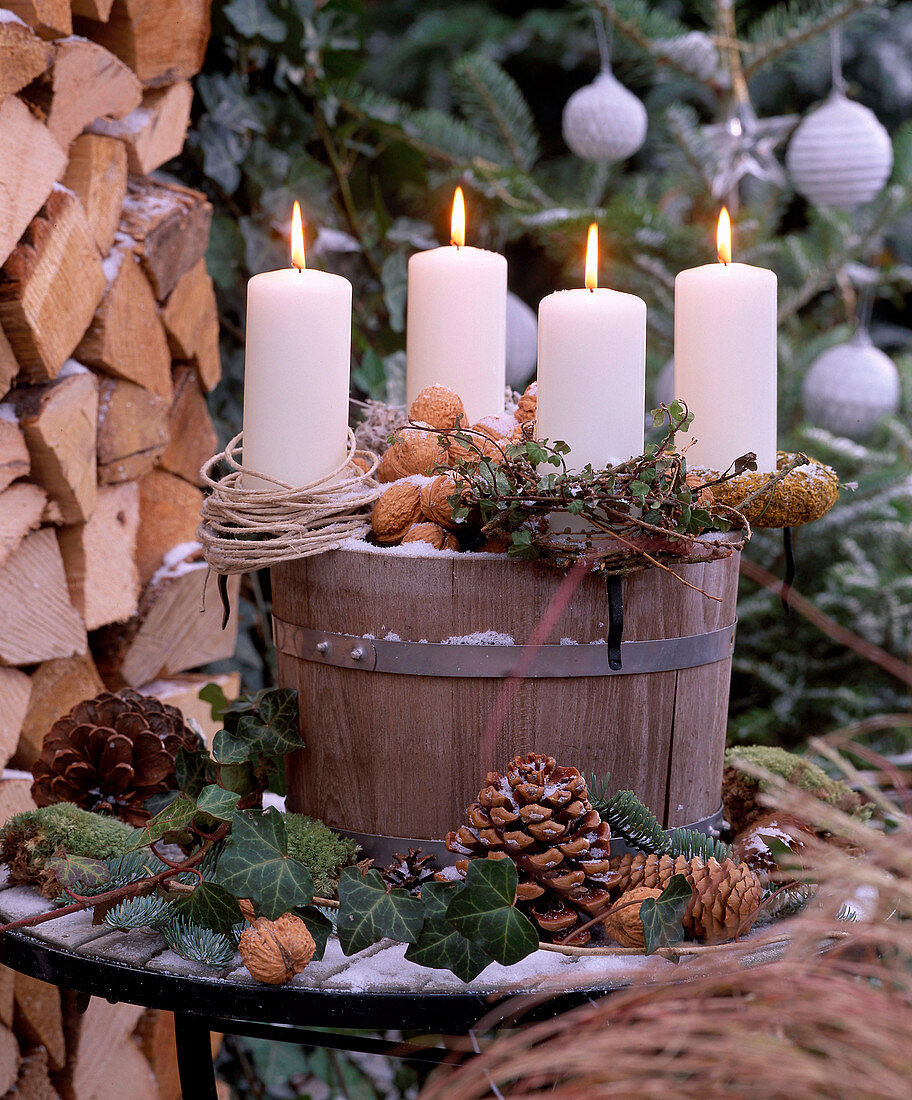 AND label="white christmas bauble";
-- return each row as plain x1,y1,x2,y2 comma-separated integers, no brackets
802,335,900,439
786,92,893,210
653,32,719,81
562,69,647,163
505,291,538,389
